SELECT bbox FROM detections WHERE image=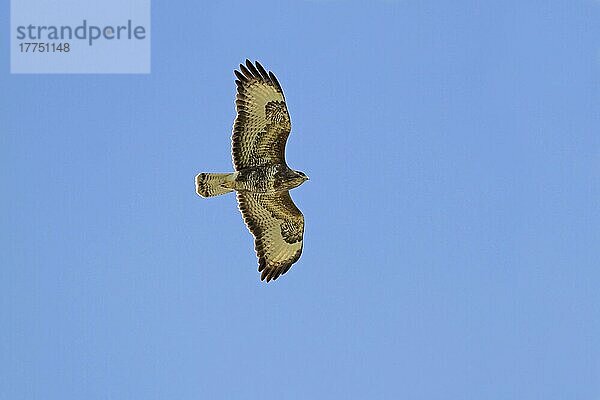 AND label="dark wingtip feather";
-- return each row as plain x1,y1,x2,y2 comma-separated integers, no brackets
239,63,253,80
264,270,272,282
245,59,260,78
234,70,246,82
268,71,283,92
255,61,271,82
282,263,292,275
